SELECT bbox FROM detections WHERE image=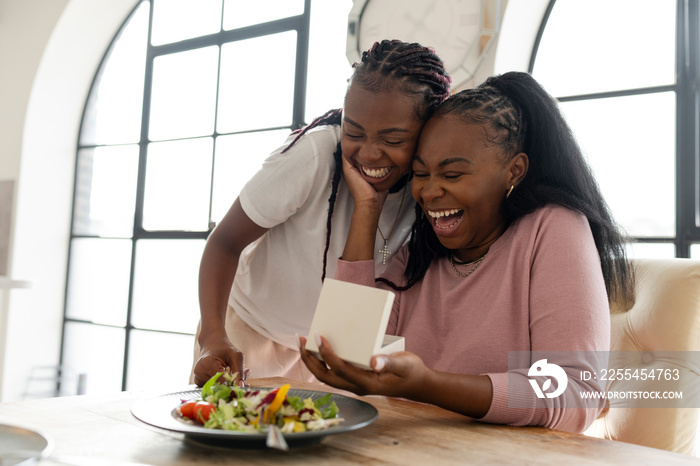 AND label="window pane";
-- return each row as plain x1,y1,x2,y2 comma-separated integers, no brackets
222,0,304,30
305,0,353,122
62,322,125,395
131,239,204,334
691,244,700,259
626,242,676,259
66,239,132,326
149,46,219,140
560,92,676,237
126,330,195,391
211,129,290,223
151,0,222,46
80,2,148,145
73,146,139,237
533,0,676,96
143,138,213,231
217,32,296,133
